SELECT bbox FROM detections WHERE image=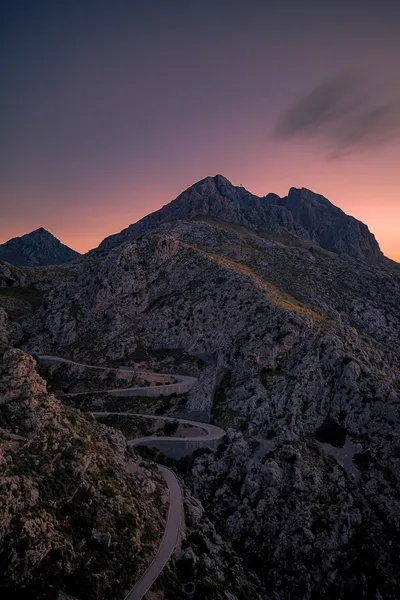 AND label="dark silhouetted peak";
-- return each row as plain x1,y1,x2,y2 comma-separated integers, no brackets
211,174,236,193
27,227,57,240
267,187,382,262
188,175,240,200
0,229,81,267
288,187,341,211
197,174,233,188
264,192,281,203
97,175,304,251
97,175,383,262
214,174,231,184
